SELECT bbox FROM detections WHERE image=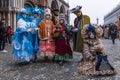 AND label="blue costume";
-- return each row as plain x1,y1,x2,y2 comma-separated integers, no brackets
12,7,44,62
